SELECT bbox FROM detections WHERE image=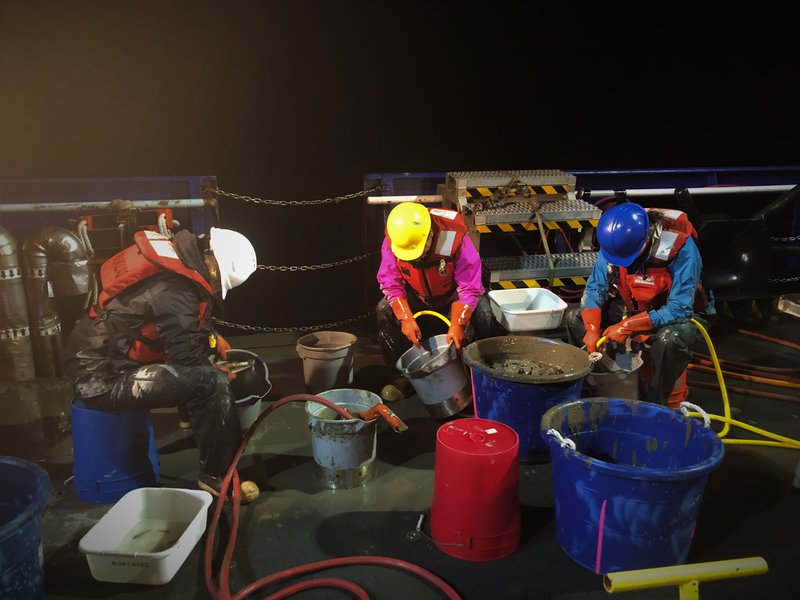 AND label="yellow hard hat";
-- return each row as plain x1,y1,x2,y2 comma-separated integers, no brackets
386,202,431,261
